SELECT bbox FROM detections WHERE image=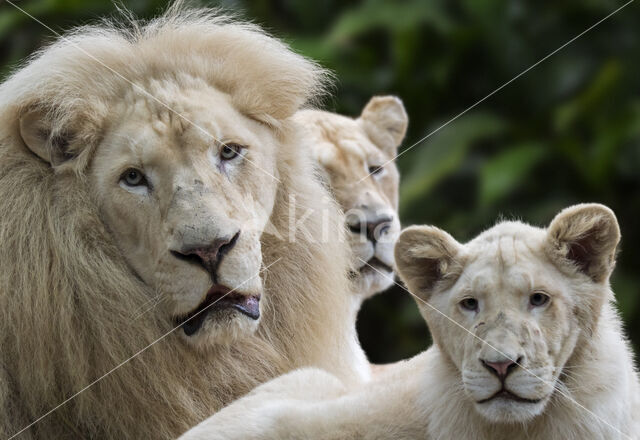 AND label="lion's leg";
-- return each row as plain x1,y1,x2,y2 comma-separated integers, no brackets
178,353,434,440
178,368,347,440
